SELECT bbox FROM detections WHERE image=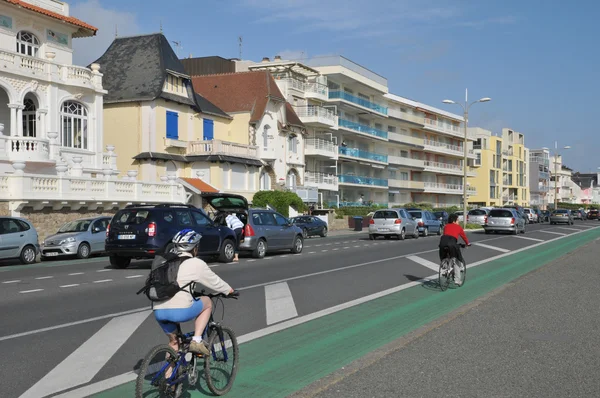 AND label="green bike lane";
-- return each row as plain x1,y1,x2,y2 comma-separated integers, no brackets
94,226,600,398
